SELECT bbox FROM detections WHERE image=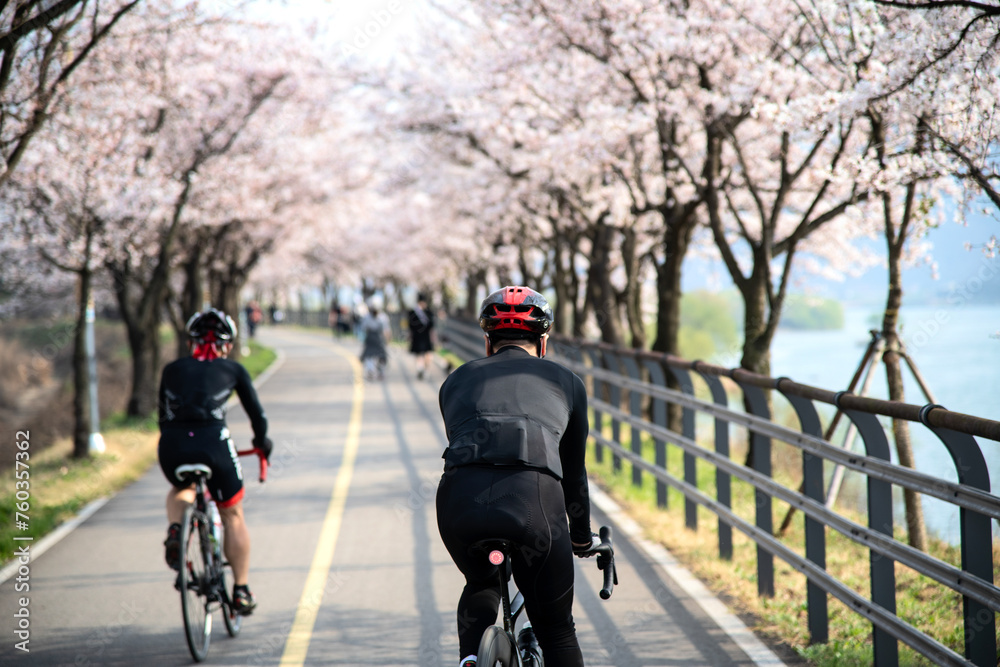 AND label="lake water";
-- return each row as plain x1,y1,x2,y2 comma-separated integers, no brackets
768,304,1000,544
